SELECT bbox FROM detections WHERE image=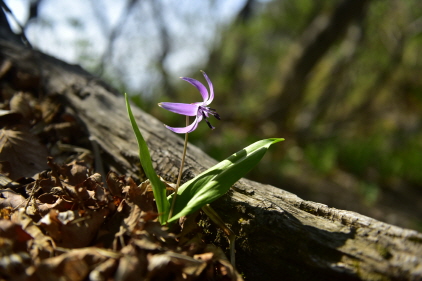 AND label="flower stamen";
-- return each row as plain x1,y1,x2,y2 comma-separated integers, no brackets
202,111,215,129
